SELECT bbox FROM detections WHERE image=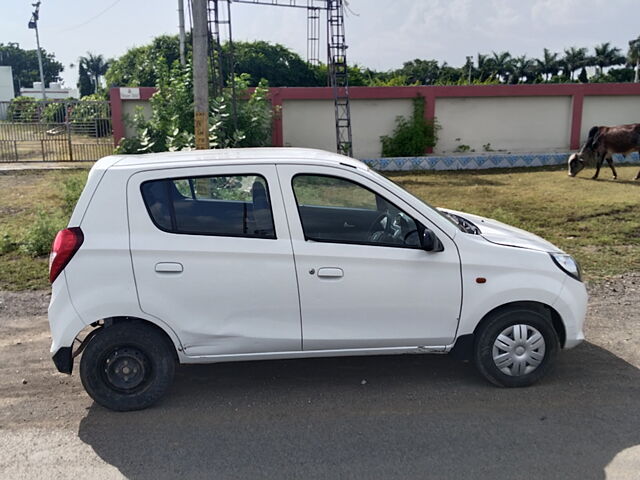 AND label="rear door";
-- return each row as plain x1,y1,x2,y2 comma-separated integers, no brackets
127,164,301,357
